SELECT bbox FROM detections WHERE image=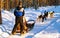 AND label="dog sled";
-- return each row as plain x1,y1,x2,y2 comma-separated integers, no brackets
16,17,35,33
